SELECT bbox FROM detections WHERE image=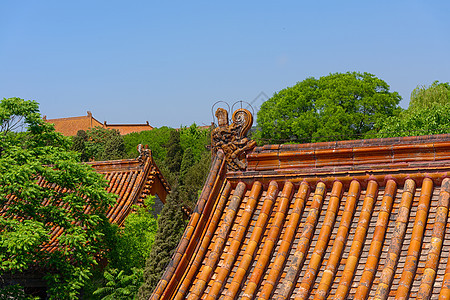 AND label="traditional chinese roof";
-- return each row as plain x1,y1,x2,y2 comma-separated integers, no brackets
150,109,450,300
0,148,170,254
87,147,170,226
44,111,153,136
103,121,154,135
